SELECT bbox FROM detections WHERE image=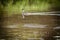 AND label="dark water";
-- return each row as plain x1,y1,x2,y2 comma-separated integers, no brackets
0,14,60,40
